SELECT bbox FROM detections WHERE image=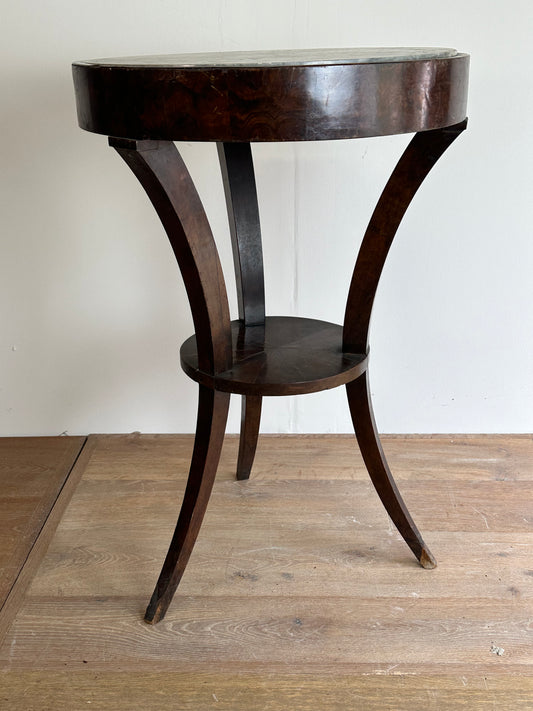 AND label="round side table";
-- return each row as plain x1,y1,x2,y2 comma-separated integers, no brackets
72,47,469,624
